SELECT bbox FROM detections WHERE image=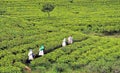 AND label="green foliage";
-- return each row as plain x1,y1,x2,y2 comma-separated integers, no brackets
69,0,73,3
0,66,21,73
52,63,70,73
14,62,26,69
0,0,120,73
31,37,120,73
41,3,55,17
0,8,6,15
